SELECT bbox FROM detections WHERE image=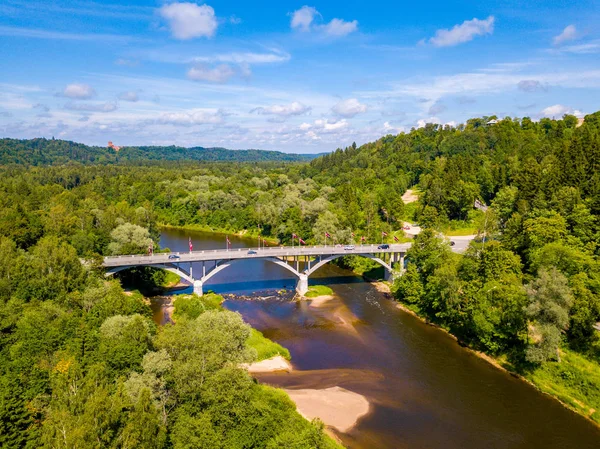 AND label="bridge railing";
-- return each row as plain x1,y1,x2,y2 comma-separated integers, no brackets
106,243,403,259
